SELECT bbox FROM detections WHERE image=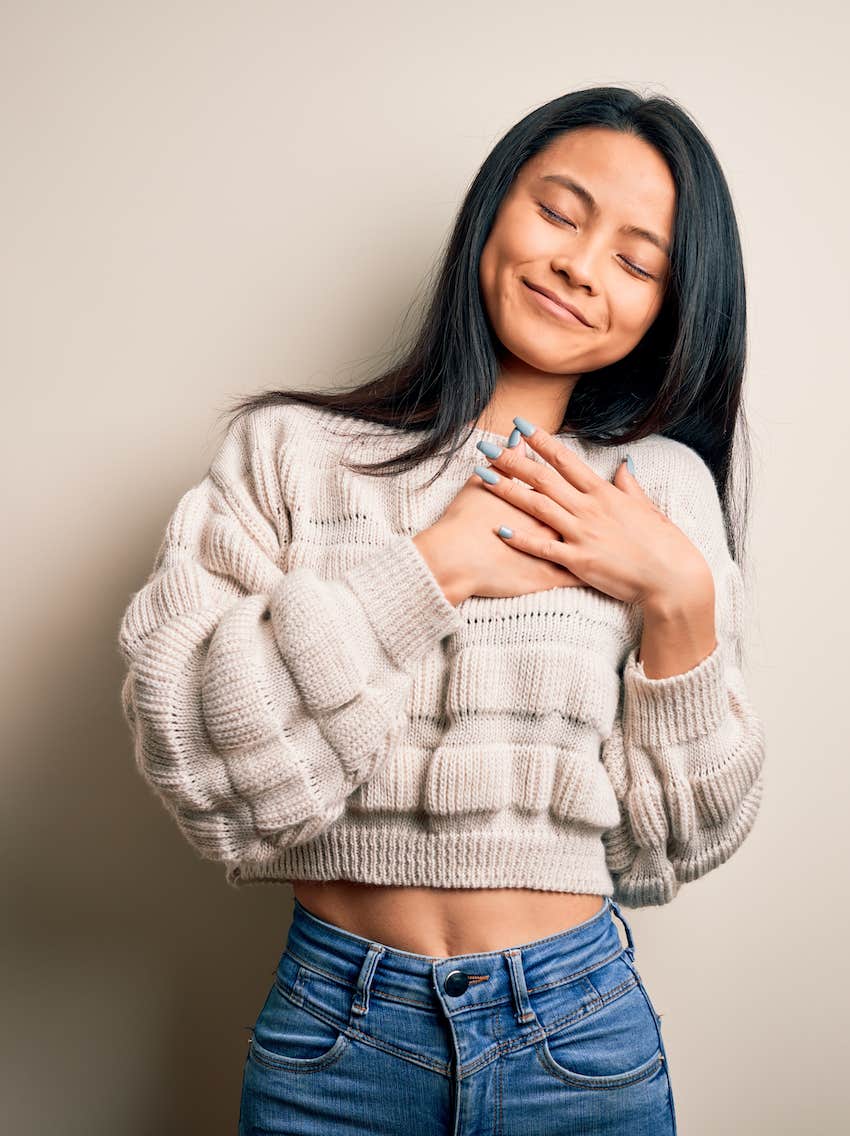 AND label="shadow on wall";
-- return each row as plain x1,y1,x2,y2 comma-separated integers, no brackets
4,548,294,1135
